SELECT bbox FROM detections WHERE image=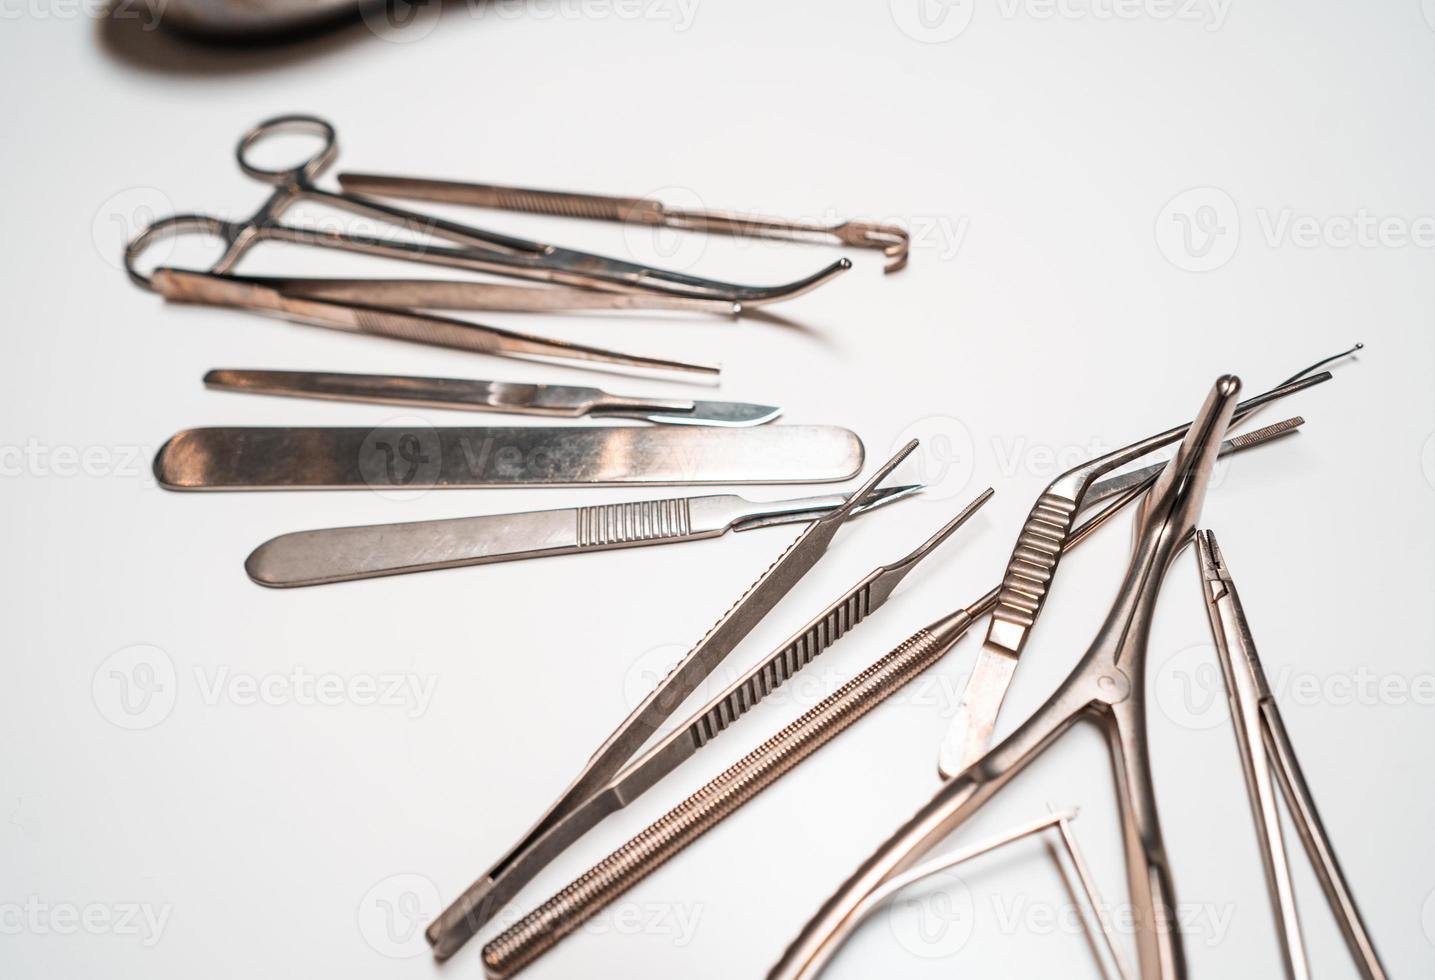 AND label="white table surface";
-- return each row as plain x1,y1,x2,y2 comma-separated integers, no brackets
3,2,1433,977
